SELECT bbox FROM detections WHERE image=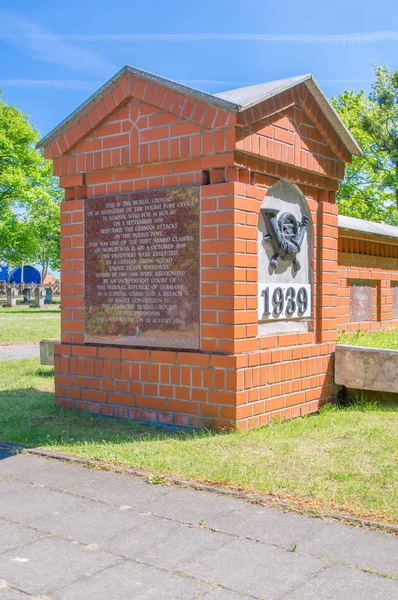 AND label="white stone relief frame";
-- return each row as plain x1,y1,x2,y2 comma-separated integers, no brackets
258,180,313,335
